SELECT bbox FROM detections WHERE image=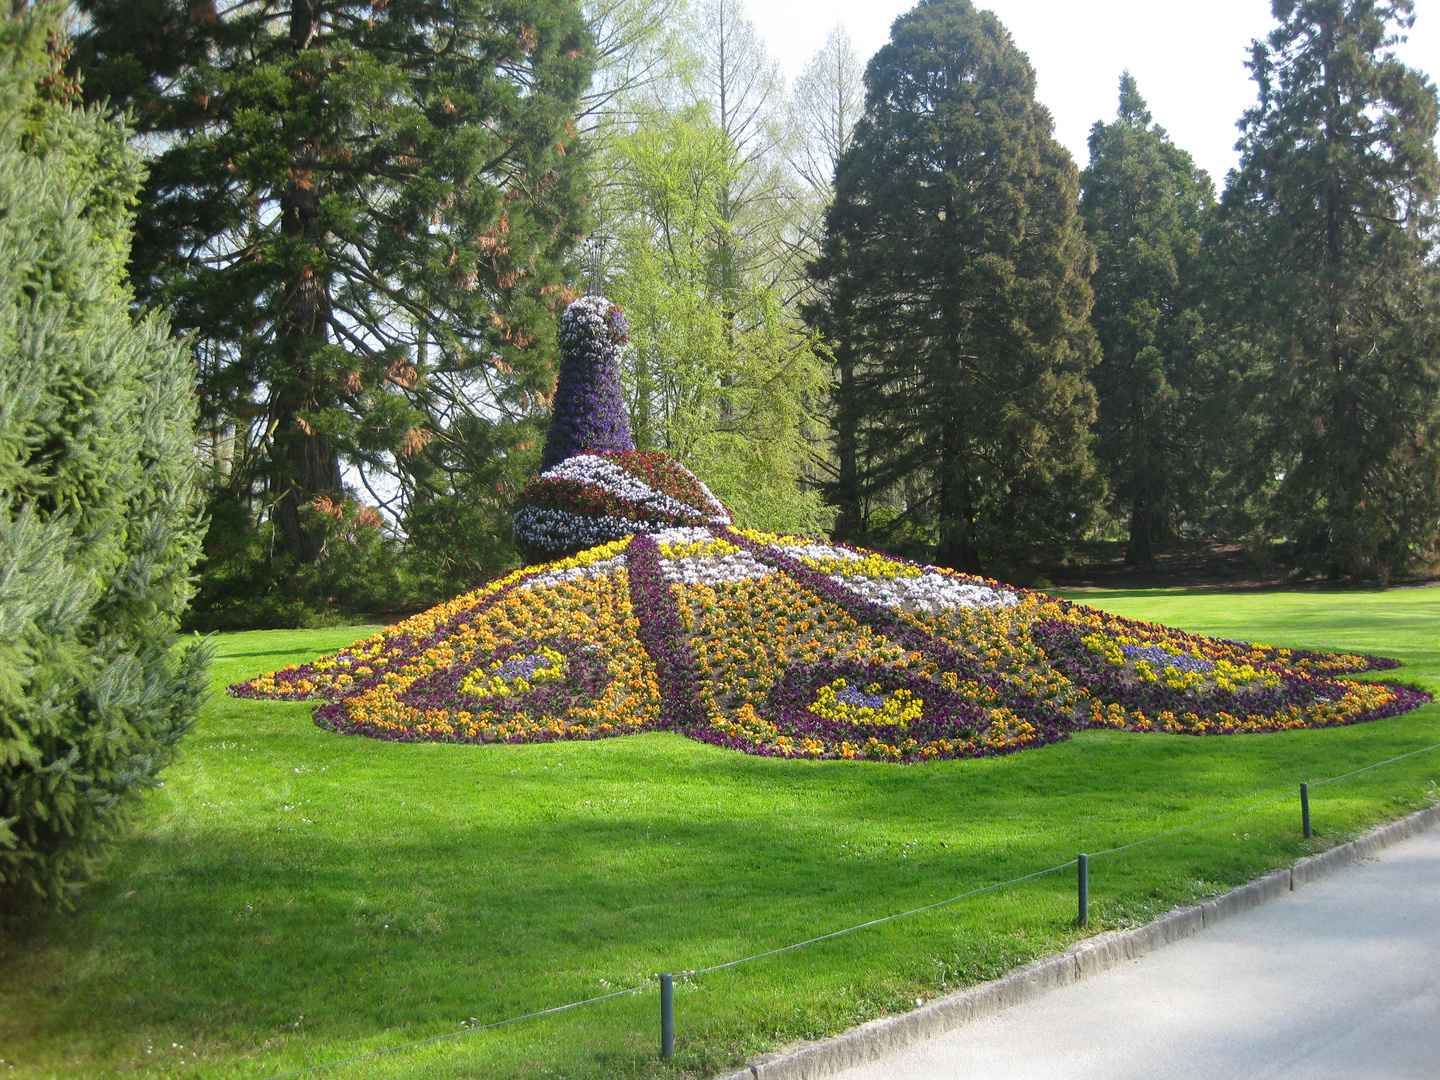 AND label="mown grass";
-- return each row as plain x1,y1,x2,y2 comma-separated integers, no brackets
3,587,1439,1079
